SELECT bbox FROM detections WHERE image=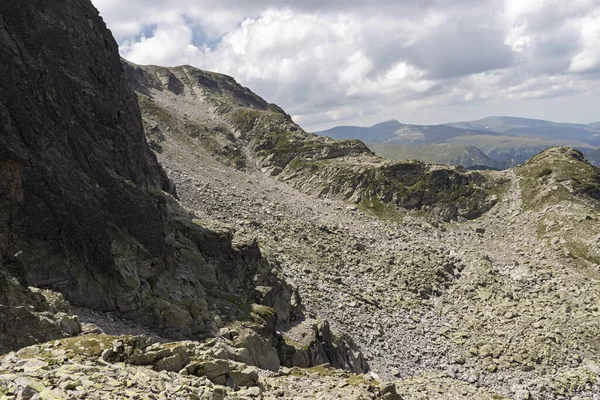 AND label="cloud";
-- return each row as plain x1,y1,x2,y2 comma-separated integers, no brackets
91,0,600,130
569,12,600,73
